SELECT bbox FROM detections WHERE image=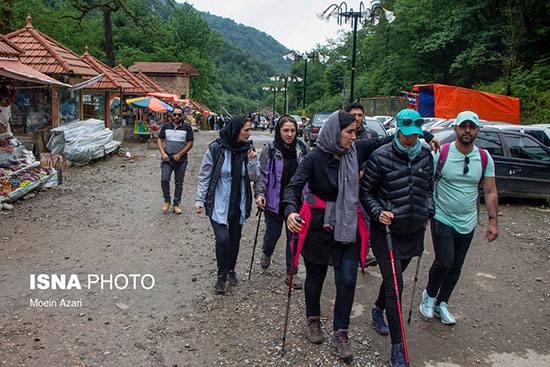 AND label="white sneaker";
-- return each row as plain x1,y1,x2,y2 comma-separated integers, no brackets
434,302,456,325
419,289,436,319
